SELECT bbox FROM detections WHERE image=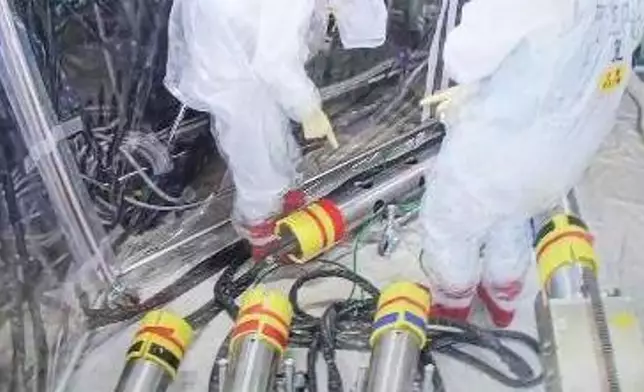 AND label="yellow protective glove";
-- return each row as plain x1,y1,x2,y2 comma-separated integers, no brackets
302,107,339,149
420,85,465,120
420,85,480,121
